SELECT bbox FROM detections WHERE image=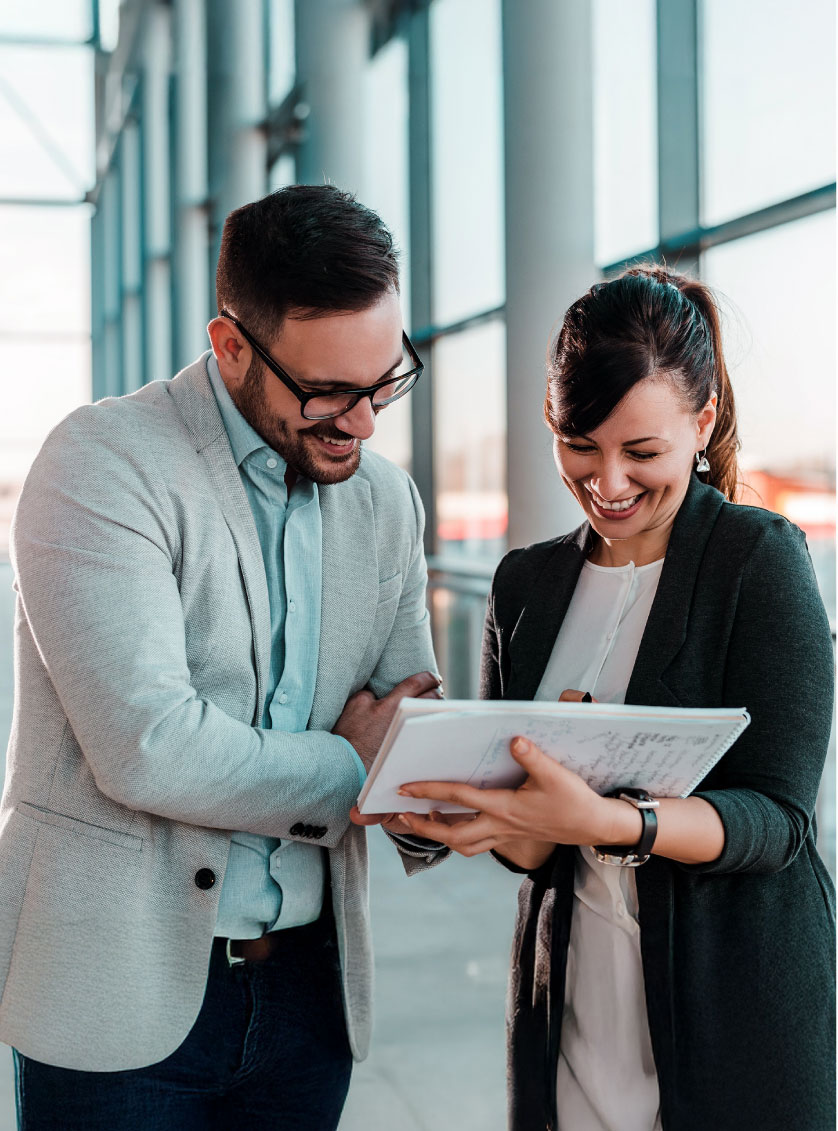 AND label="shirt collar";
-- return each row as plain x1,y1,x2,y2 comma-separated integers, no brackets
207,353,286,472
